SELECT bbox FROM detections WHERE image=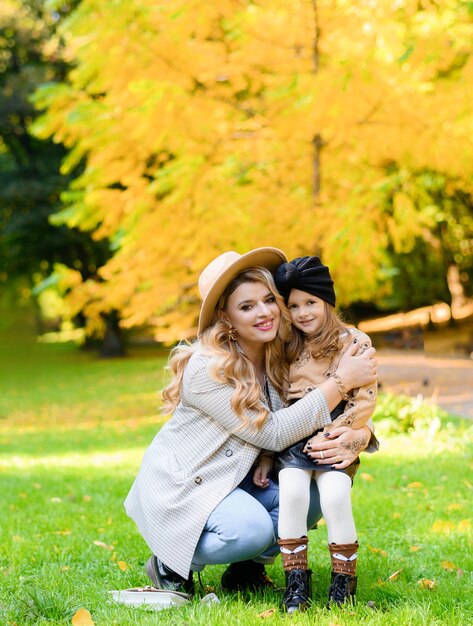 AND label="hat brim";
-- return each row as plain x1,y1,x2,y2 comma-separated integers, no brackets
198,247,287,337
